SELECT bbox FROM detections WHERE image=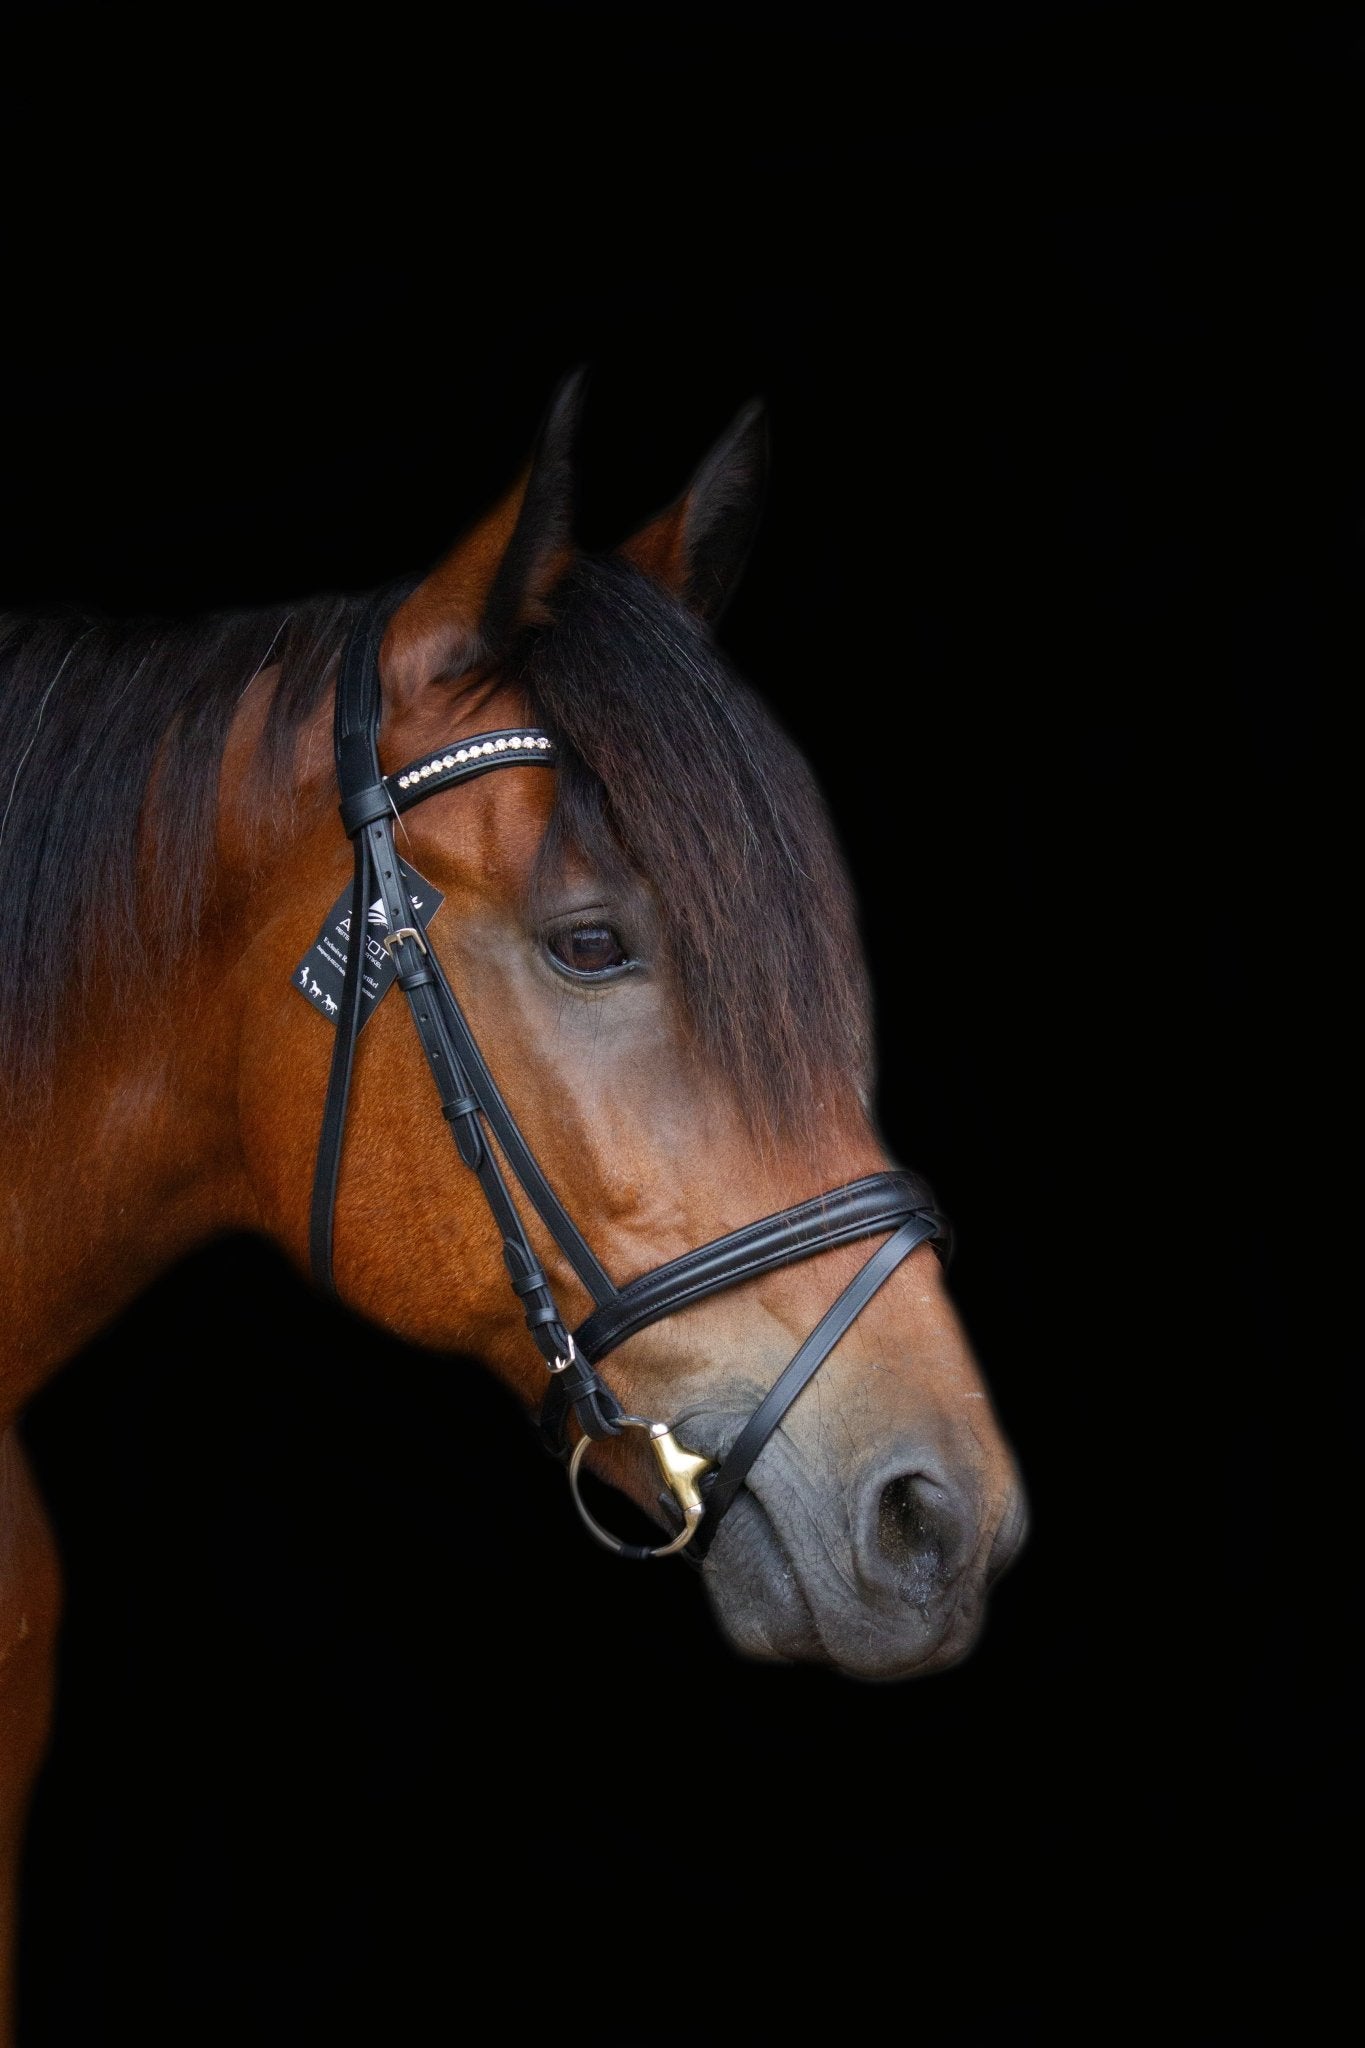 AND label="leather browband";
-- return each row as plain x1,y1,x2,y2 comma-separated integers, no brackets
309,595,951,1559
386,729,557,814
